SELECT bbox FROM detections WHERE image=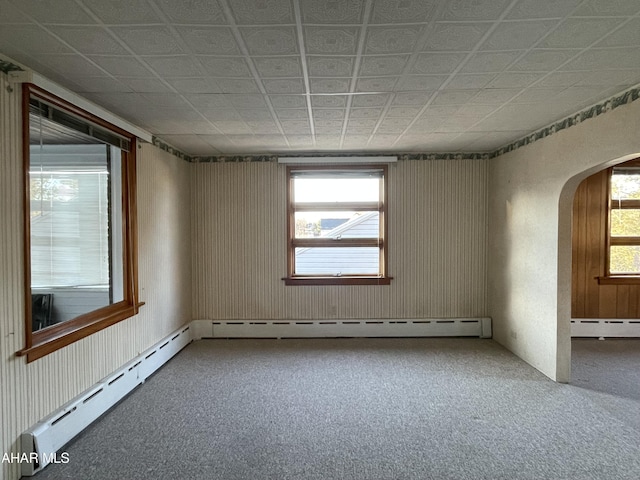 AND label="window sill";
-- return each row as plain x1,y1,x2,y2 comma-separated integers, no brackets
17,301,144,362
283,276,393,286
597,276,640,285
